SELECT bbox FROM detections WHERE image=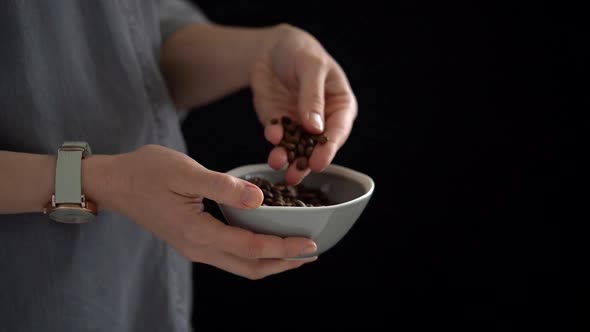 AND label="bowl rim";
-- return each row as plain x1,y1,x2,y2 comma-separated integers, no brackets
223,163,375,211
